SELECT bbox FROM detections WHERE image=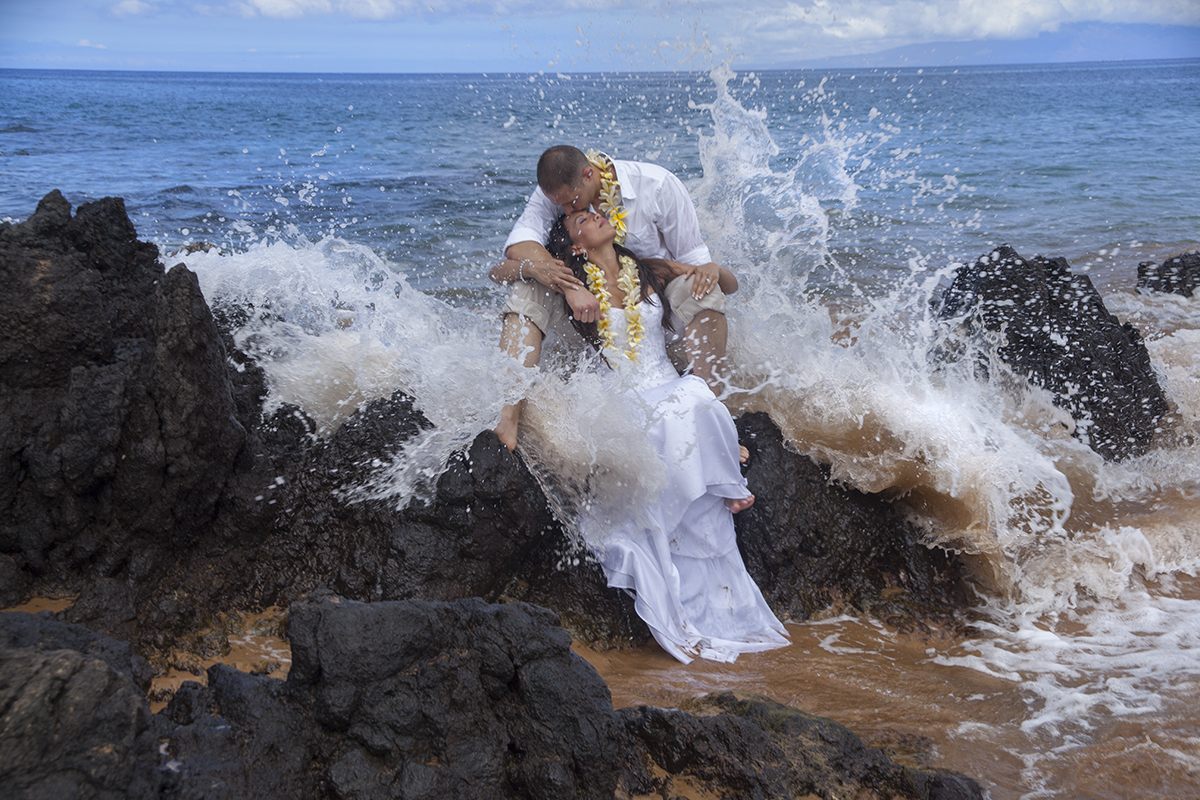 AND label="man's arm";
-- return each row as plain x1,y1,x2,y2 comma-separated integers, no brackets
496,187,600,320
490,241,583,291
654,169,713,265
647,168,734,299
492,243,600,322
